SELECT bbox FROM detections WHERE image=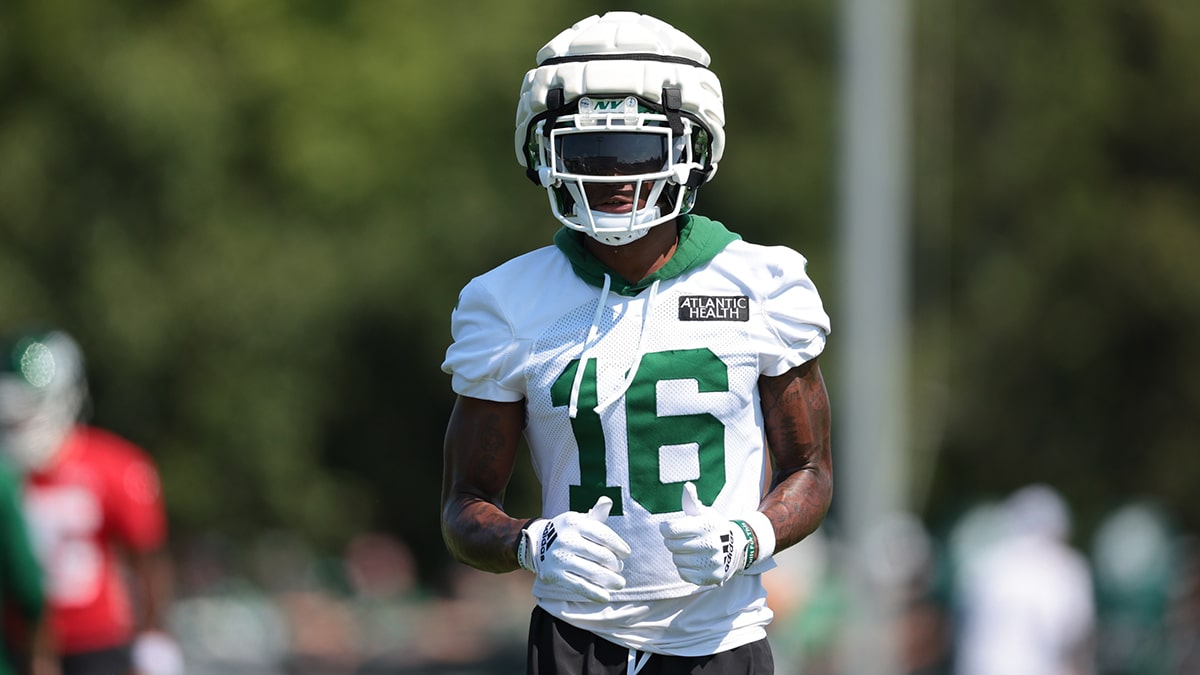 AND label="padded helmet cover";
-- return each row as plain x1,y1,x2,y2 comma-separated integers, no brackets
514,12,726,173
